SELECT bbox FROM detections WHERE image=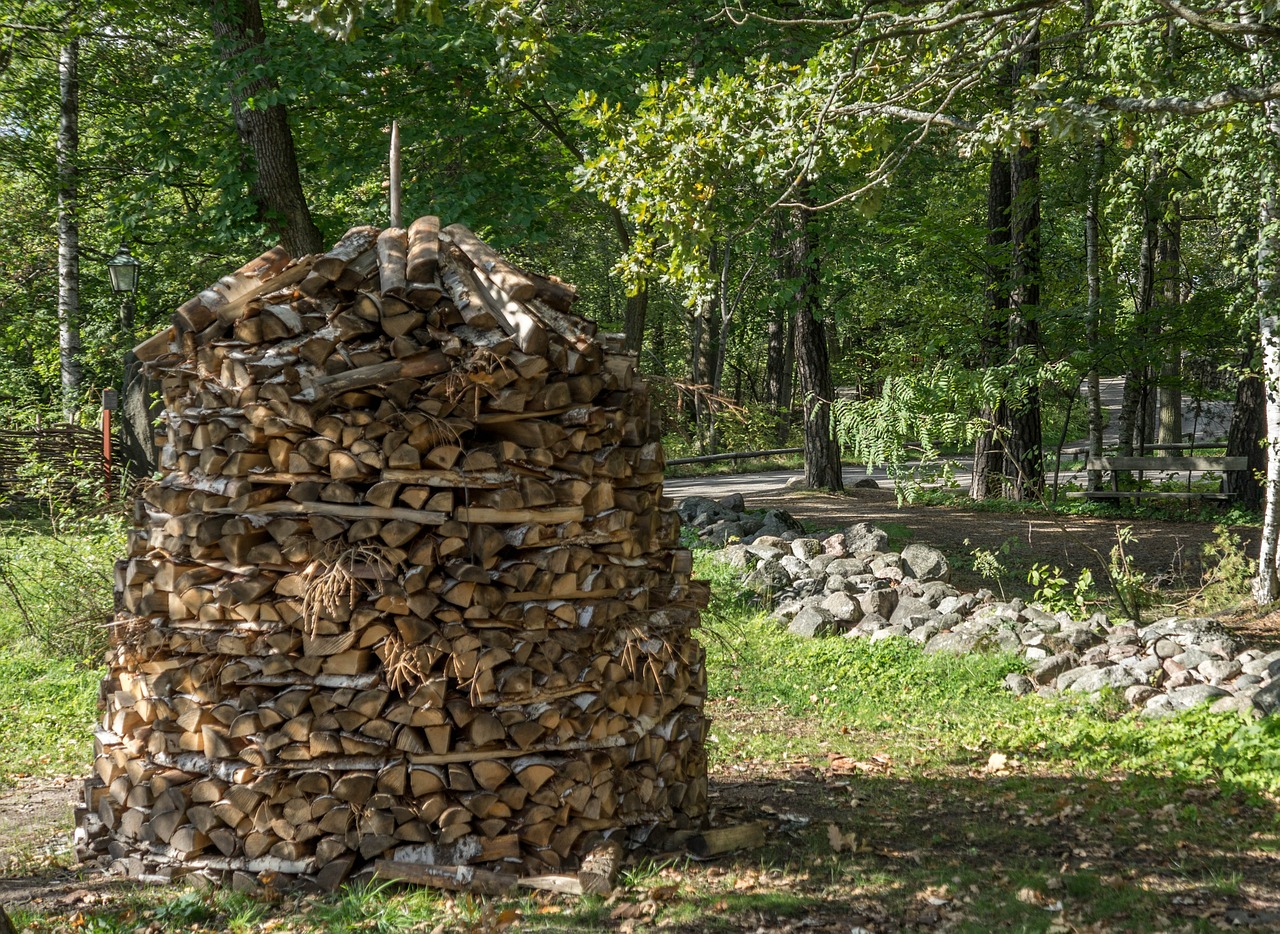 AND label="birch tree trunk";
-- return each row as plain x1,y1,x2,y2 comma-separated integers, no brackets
1253,122,1280,603
210,0,324,257
57,38,83,423
1156,206,1184,452
1086,138,1105,489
